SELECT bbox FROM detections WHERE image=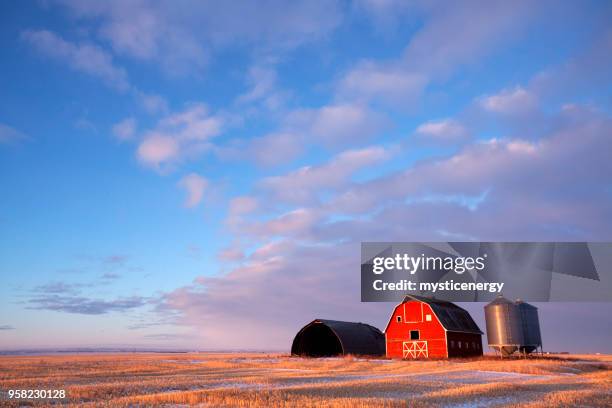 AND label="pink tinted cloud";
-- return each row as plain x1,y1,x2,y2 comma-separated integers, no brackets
229,196,259,216
178,173,208,208
261,146,389,204
480,86,538,115
337,1,538,107
156,101,612,349
219,103,388,168
415,118,468,142
0,123,27,144
136,104,222,171
22,29,129,91
137,135,180,169
249,132,303,167
112,117,137,141
58,0,342,75
288,104,388,148
158,240,386,349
